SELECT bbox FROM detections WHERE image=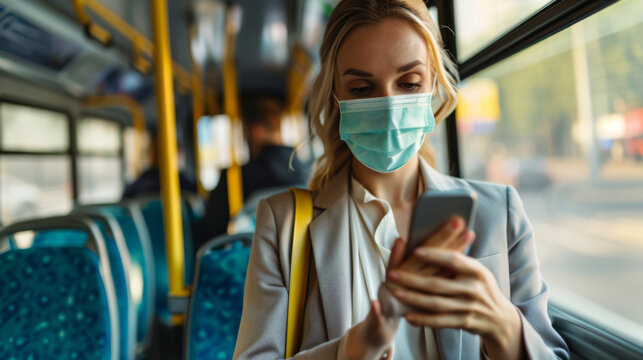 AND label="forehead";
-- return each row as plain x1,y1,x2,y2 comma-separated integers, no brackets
336,18,429,74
